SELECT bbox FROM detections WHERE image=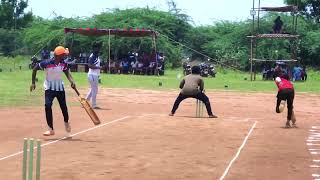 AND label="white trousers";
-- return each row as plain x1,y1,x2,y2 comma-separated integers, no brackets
86,74,99,108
